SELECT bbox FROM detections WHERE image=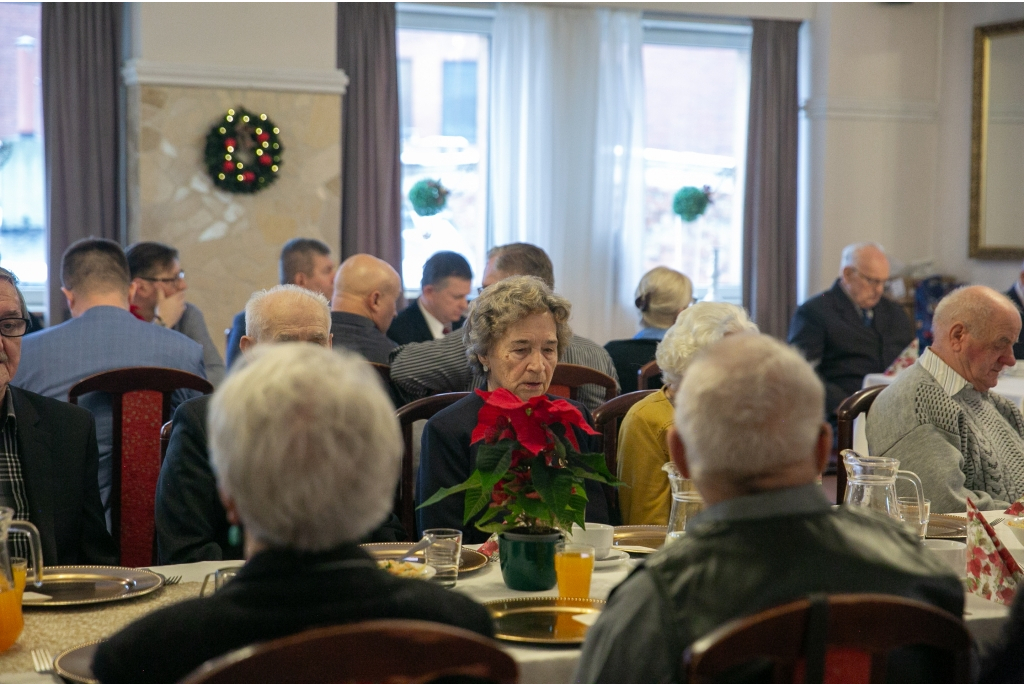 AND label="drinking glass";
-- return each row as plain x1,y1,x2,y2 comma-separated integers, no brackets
0,559,25,652
899,496,931,539
555,542,595,598
423,528,462,588
200,567,239,597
